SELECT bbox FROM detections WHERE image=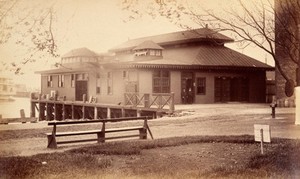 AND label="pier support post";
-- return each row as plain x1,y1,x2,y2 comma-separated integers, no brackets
30,93,36,118
94,107,98,120
107,108,111,119
39,102,45,121
20,109,25,119
62,104,65,120
71,104,74,120
82,106,85,119
137,109,141,117
30,102,36,118
121,108,125,117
